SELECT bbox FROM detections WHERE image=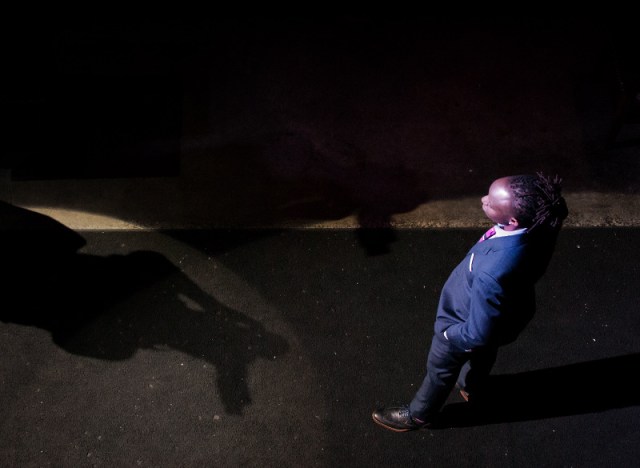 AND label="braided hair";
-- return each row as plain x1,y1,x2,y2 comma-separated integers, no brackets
508,172,569,233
